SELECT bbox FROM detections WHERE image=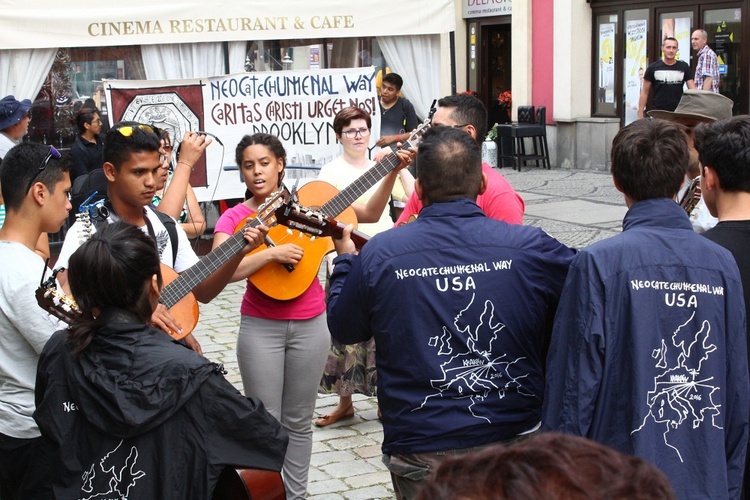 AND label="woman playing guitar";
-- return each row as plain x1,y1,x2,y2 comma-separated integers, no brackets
213,131,413,499
212,134,329,500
